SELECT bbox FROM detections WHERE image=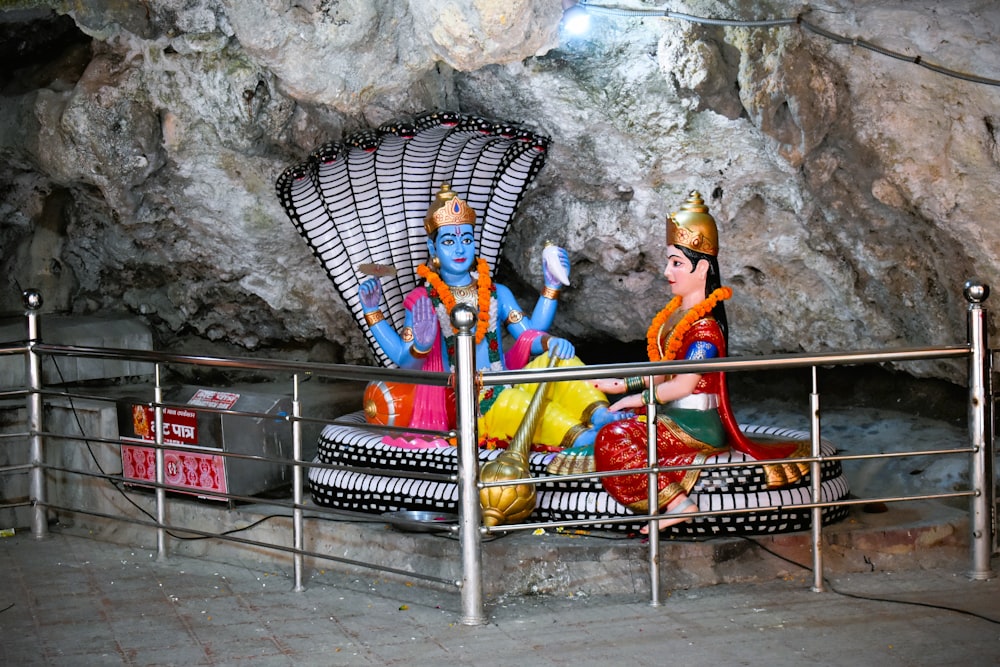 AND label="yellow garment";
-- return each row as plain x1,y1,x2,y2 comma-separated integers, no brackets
478,354,608,449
